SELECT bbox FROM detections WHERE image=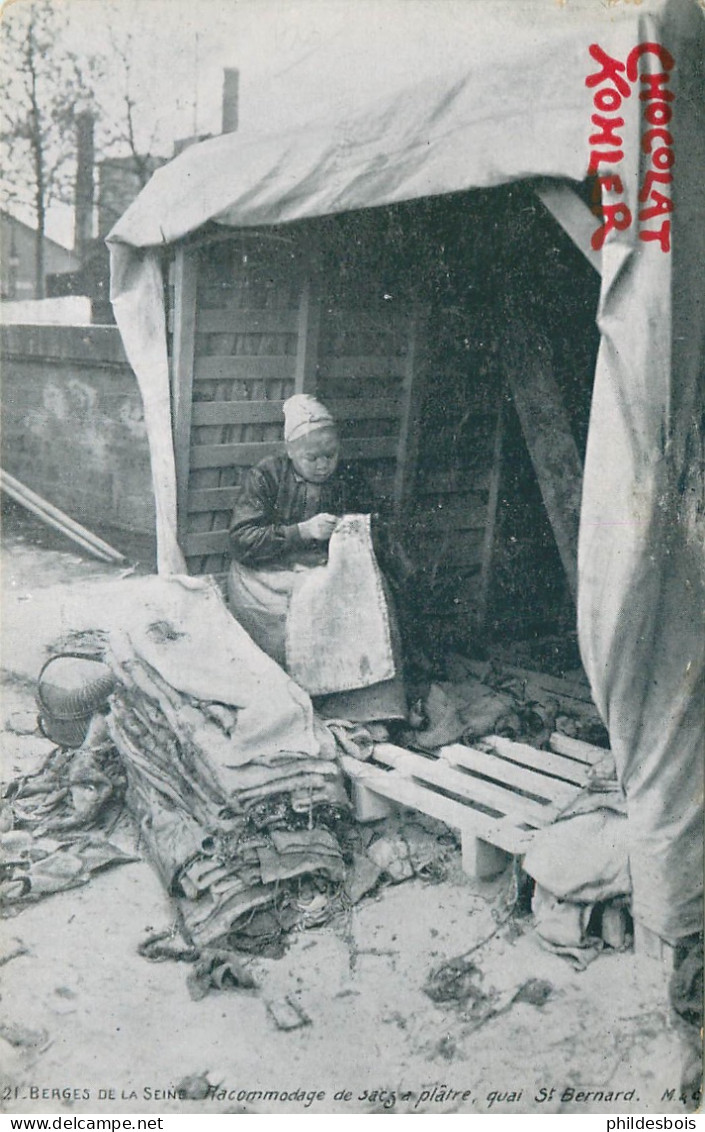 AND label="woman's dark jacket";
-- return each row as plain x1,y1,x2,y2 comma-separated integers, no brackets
229,455,378,568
